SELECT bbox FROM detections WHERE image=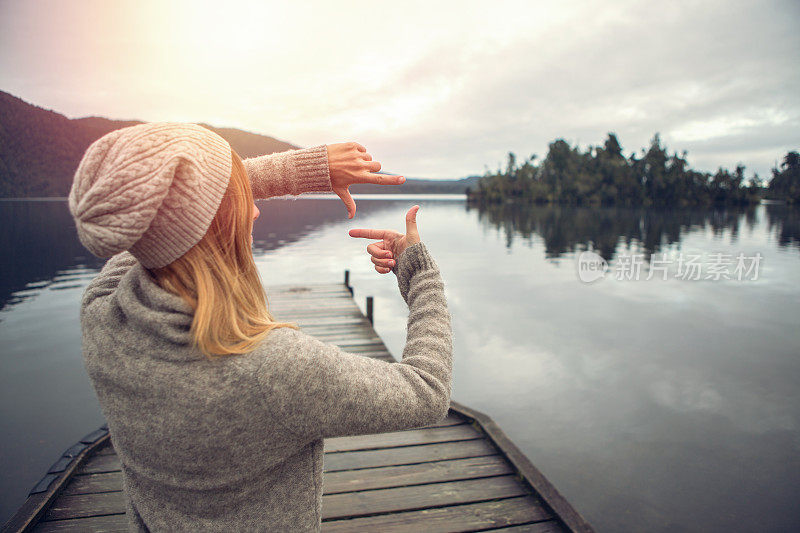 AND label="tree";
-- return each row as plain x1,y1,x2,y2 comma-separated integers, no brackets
768,151,800,203
470,132,767,207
